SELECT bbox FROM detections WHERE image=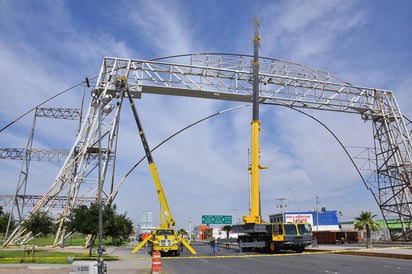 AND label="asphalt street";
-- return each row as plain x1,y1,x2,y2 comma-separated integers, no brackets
162,252,412,274
1,241,412,273
161,242,412,274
